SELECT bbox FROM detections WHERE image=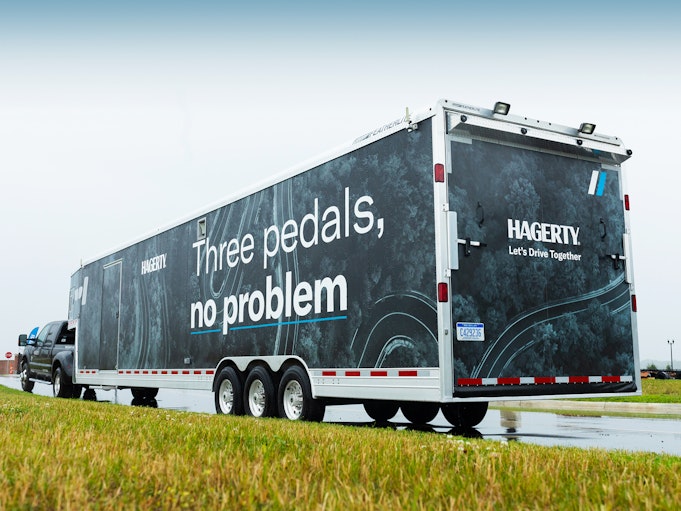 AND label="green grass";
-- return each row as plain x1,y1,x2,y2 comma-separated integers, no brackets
1,386,680,510
599,378,681,403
